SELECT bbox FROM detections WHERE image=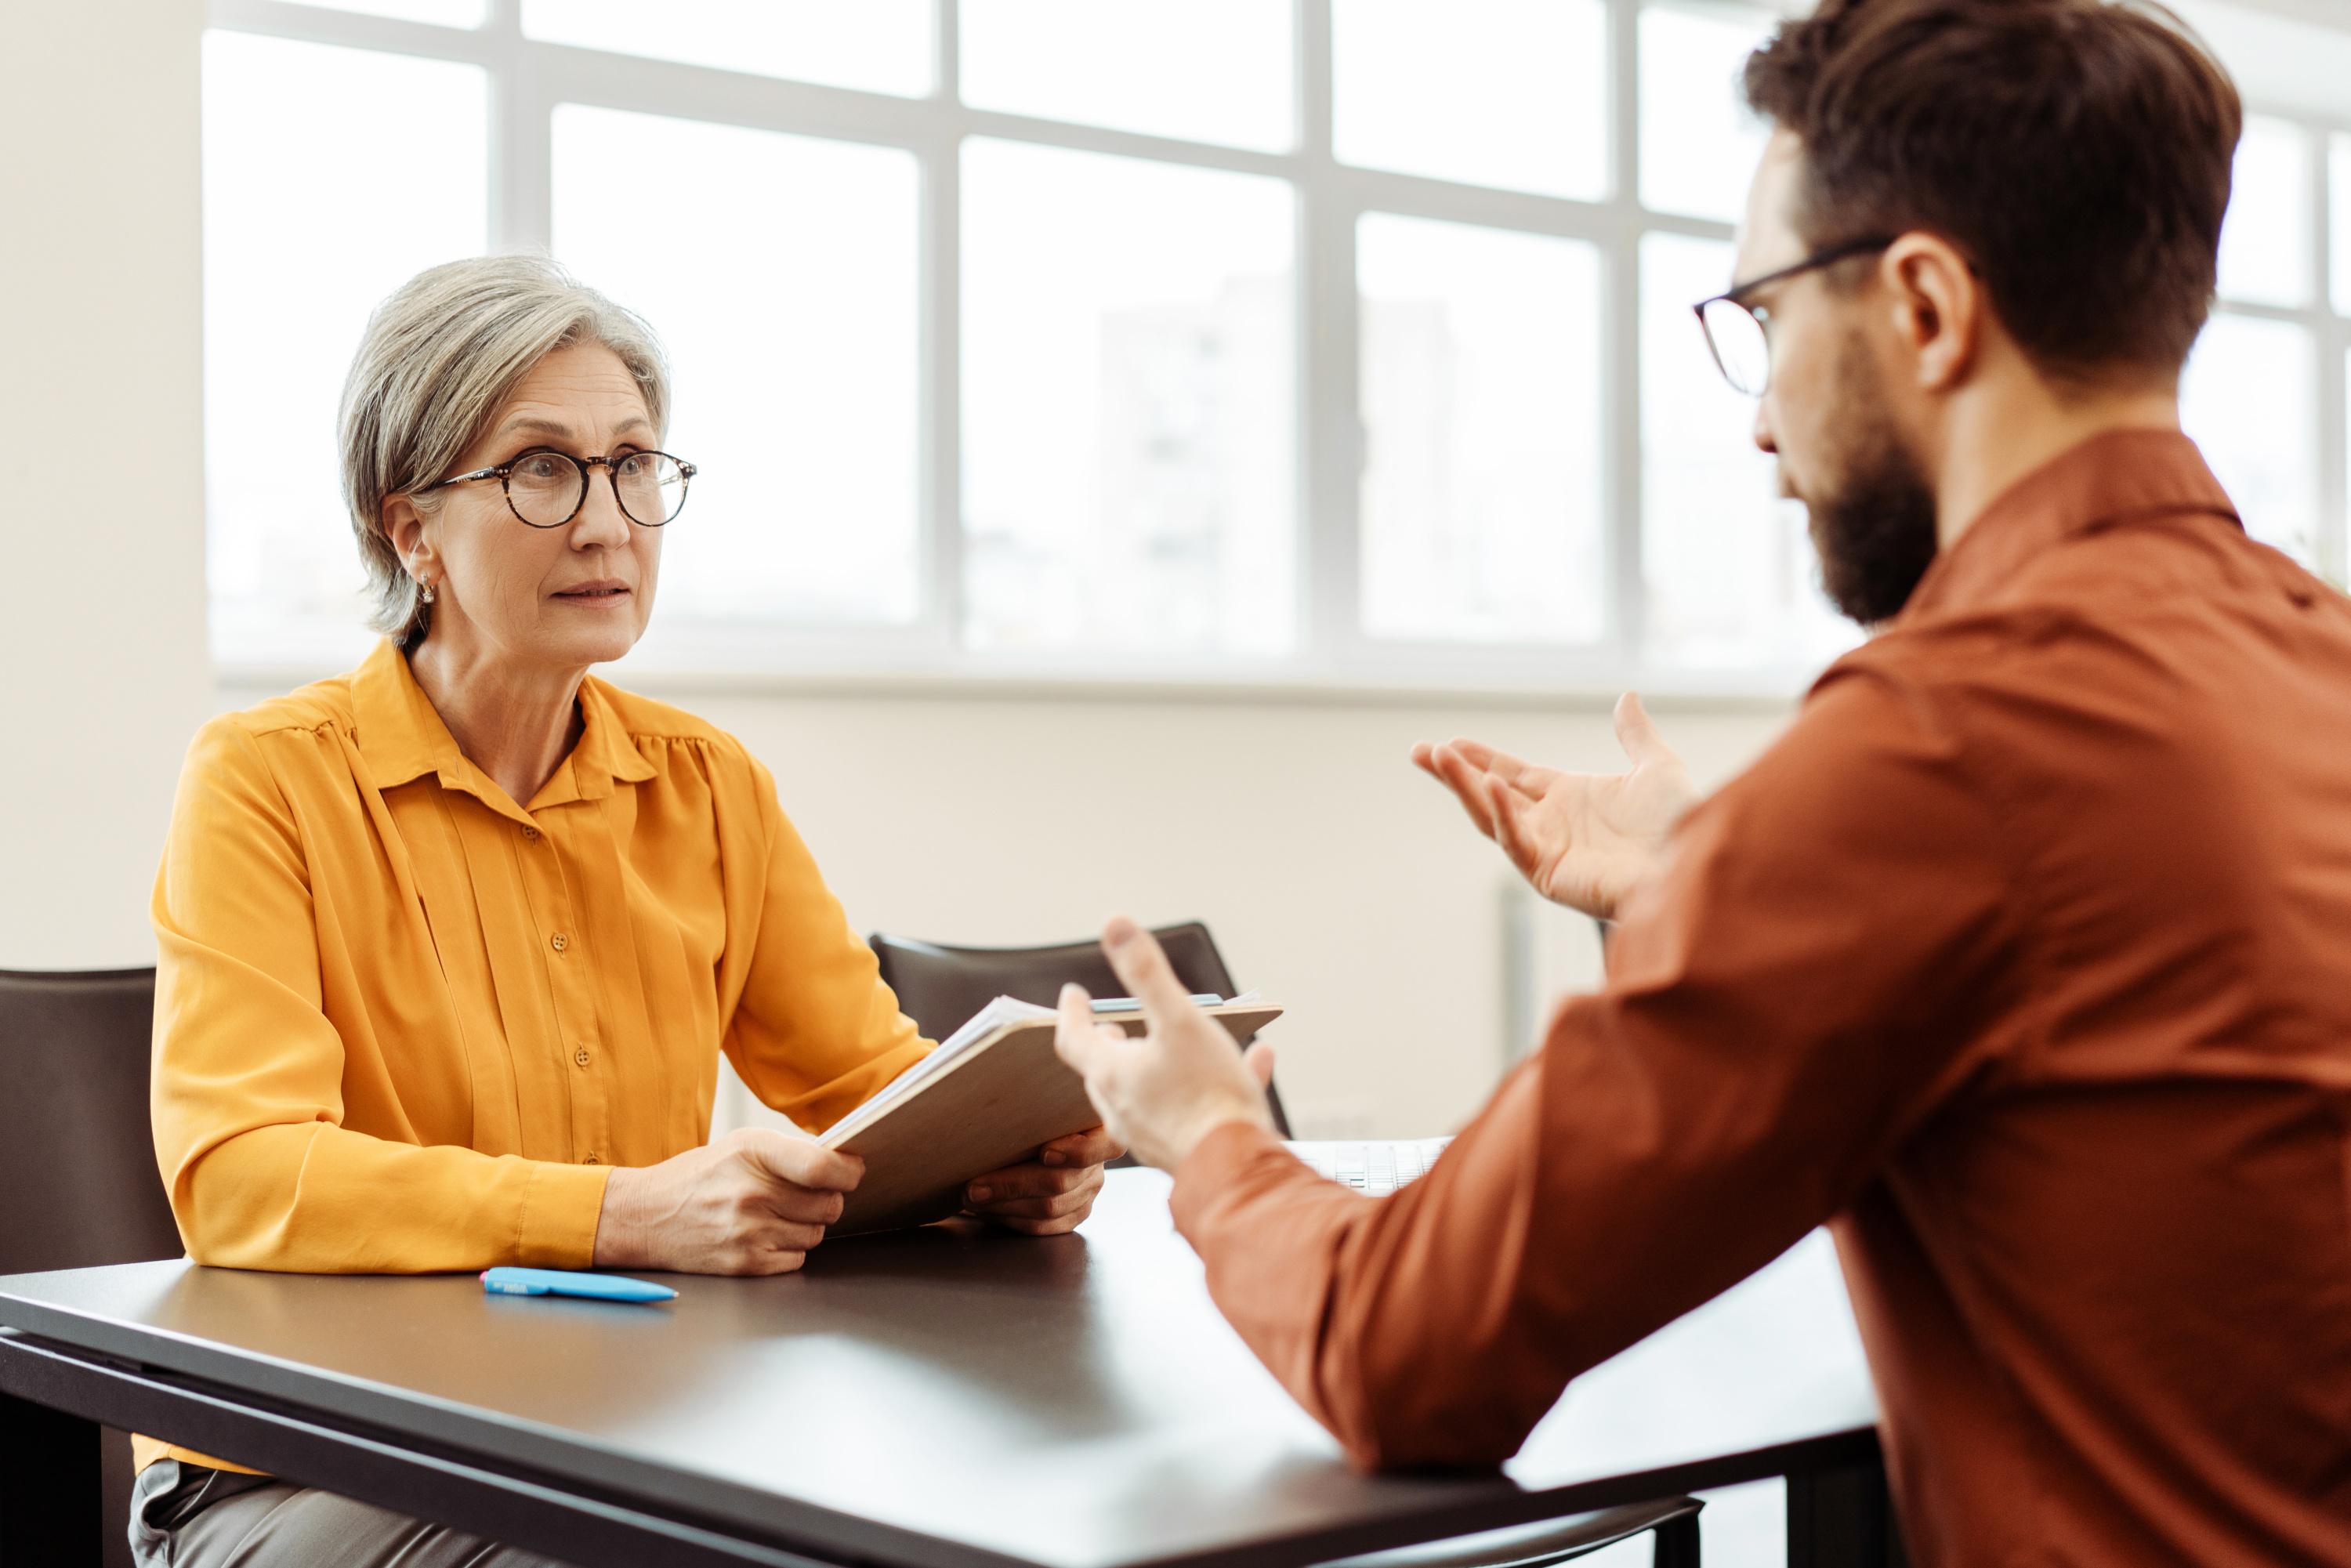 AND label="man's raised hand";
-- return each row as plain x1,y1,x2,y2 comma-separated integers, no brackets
1052,918,1276,1173
1410,692,1698,921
